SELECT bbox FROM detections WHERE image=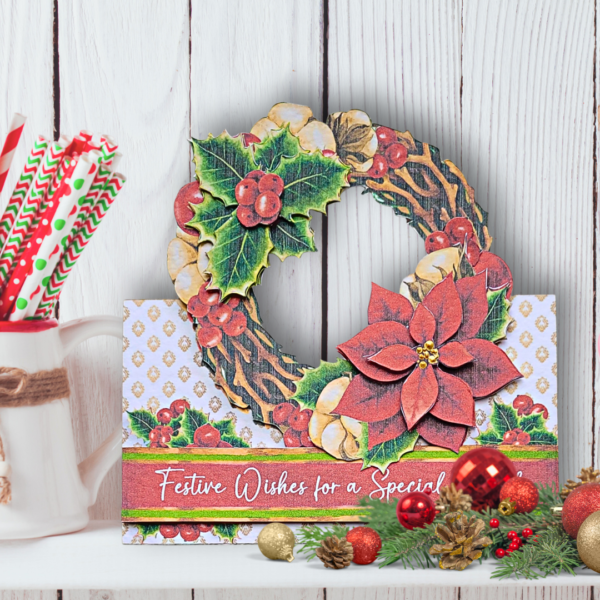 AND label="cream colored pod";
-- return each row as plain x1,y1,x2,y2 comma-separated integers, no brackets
257,523,296,562
308,376,362,460
167,235,212,305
